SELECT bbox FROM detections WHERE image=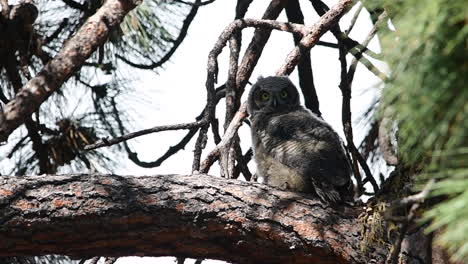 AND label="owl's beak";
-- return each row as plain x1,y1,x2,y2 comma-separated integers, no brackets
272,98,278,108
